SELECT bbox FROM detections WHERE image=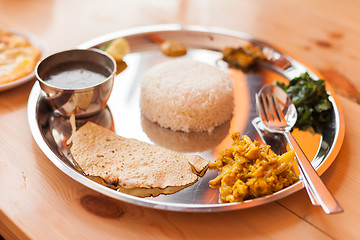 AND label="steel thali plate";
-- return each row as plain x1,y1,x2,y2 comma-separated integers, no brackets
27,24,345,212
